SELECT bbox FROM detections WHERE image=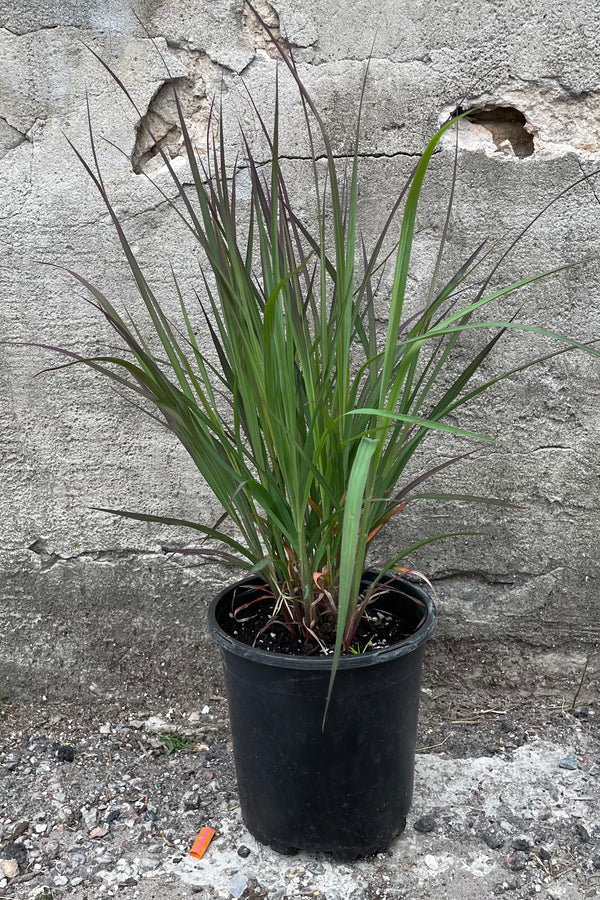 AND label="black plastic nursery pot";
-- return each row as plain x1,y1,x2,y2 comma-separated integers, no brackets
207,571,436,859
